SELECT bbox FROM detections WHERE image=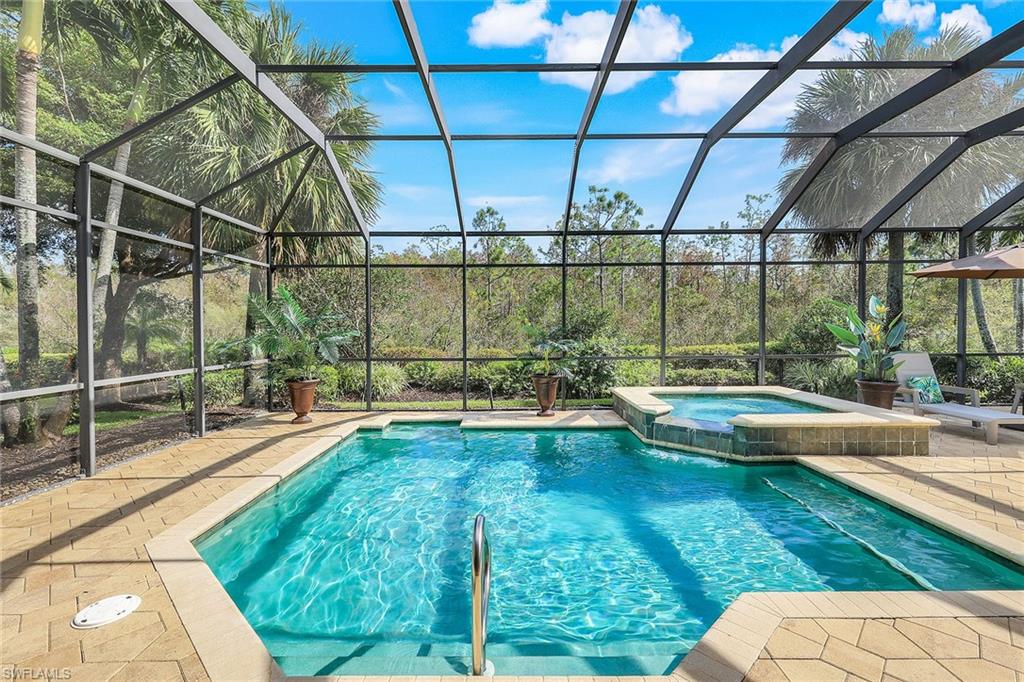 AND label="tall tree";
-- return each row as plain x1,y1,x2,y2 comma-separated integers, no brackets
13,0,43,441
565,186,643,309
87,1,381,401
780,27,1023,339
